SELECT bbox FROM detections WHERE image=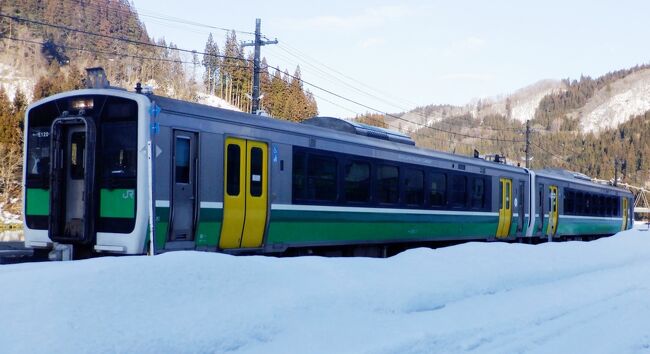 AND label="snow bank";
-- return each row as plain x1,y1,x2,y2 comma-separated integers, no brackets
2,230,650,353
